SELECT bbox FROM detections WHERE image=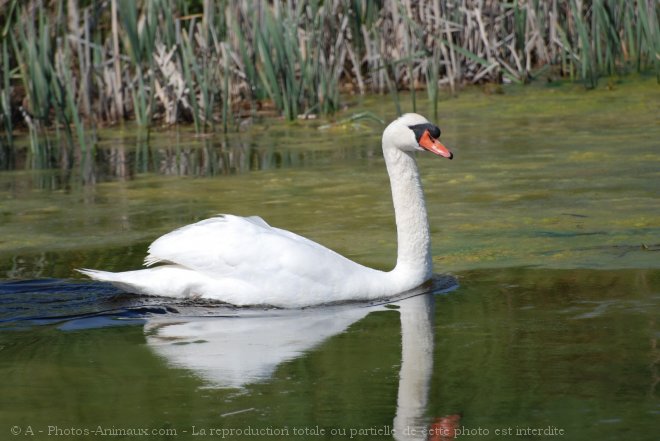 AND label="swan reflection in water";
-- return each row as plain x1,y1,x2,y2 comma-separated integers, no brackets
144,276,457,441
